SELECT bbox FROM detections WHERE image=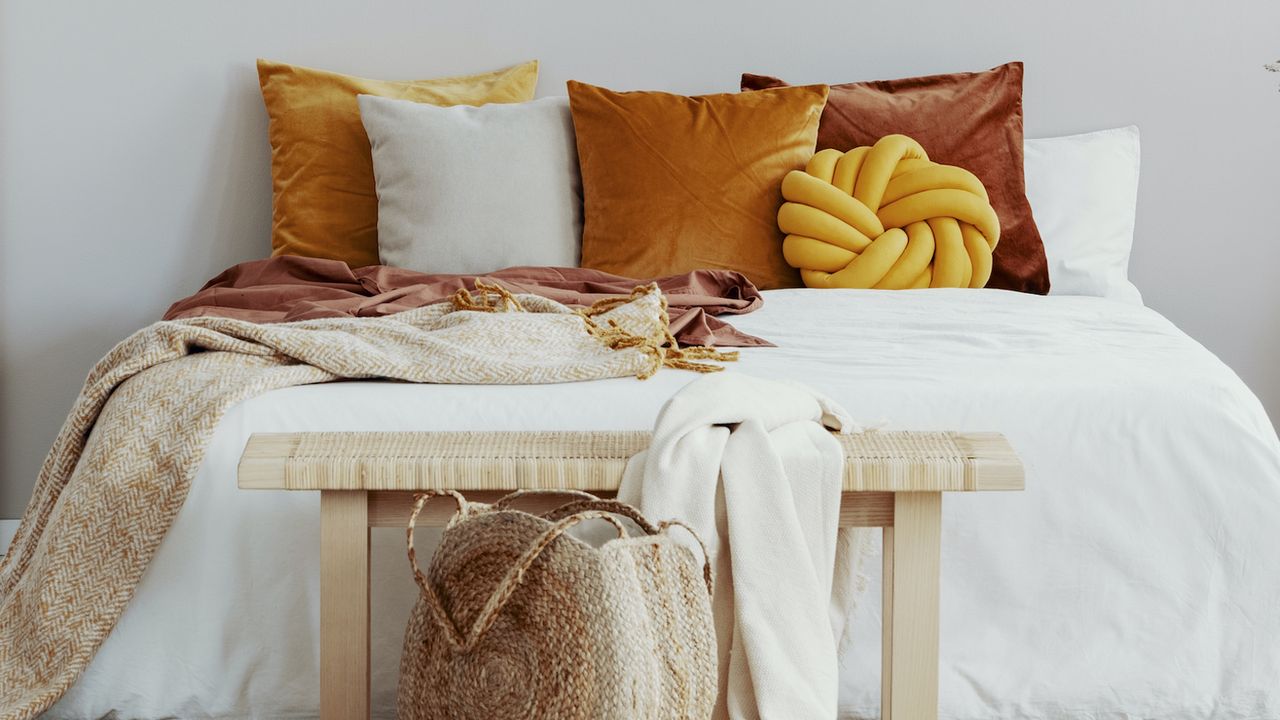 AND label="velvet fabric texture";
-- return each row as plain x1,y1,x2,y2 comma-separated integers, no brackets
568,81,828,290
163,256,771,348
742,63,1049,294
258,59,539,268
